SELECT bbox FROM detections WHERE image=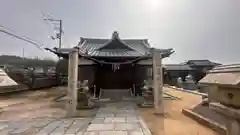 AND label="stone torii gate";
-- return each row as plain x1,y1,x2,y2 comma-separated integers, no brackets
64,47,164,117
